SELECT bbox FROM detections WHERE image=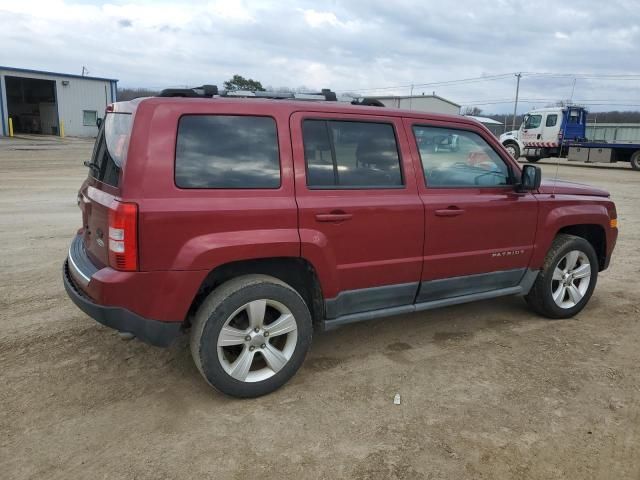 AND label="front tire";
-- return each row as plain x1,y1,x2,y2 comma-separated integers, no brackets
190,274,313,398
630,150,640,171
525,234,598,319
503,142,520,159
